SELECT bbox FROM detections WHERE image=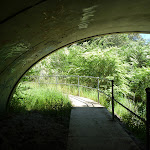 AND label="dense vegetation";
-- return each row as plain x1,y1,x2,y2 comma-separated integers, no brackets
15,33,150,143
27,34,150,104
10,83,72,117
8,83,72,150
